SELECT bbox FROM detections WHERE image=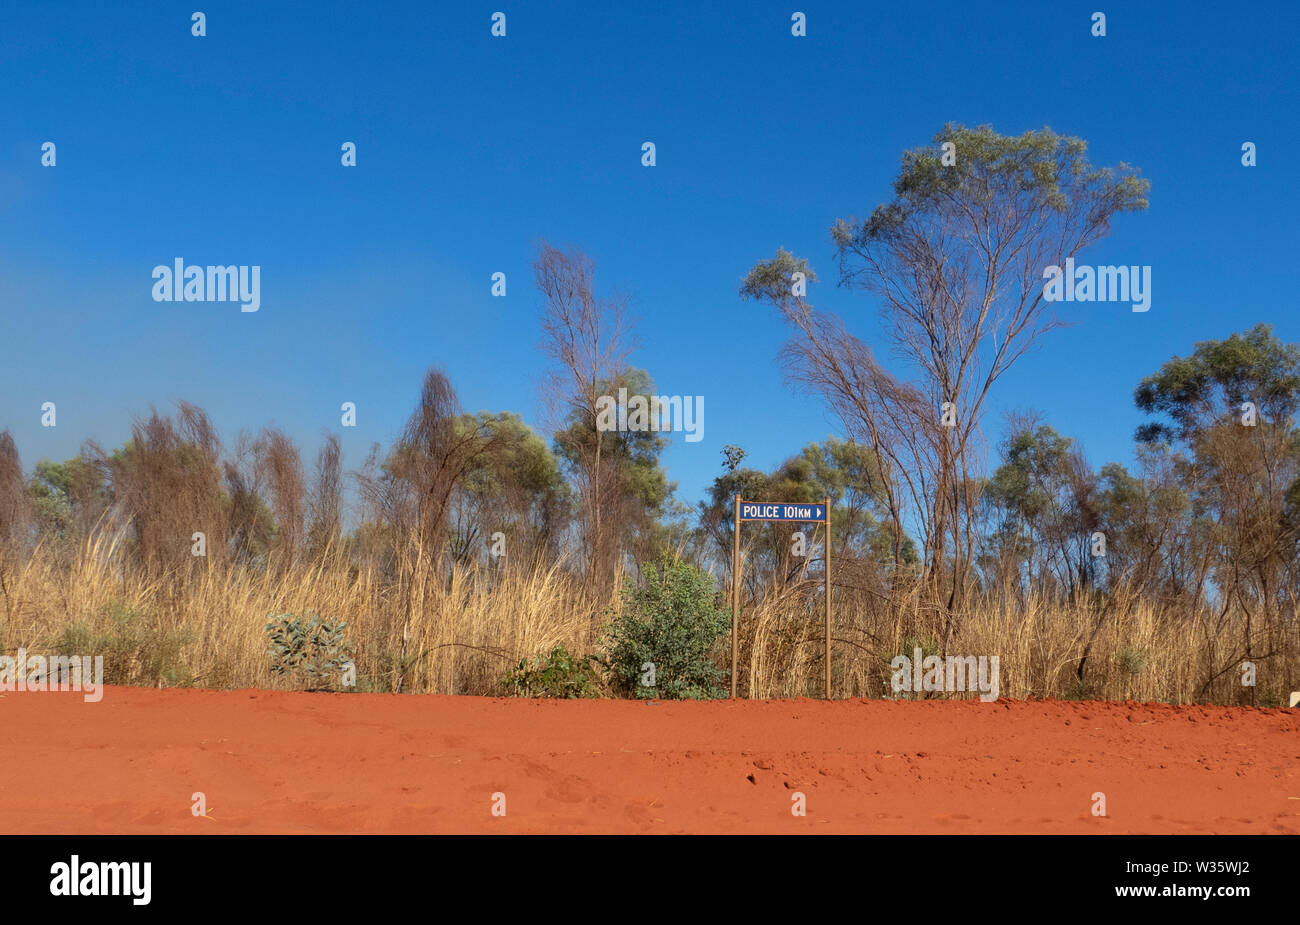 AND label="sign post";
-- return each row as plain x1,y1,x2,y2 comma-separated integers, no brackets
731,496,740,698
731,498,833,699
